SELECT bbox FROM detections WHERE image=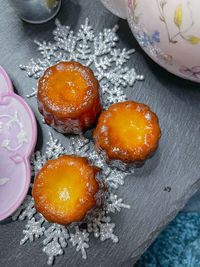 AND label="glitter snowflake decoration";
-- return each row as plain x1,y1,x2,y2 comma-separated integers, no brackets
13,133,130,265
20,18,143,107
13,18,144,265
